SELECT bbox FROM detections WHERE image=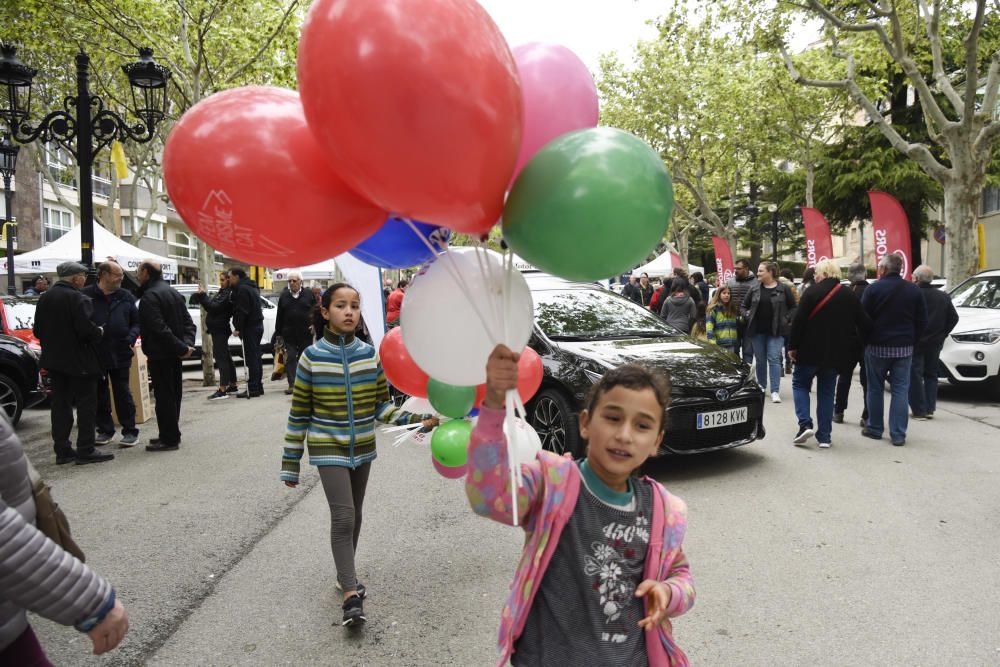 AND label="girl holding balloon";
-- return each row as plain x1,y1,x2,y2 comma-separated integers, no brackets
280,283,436,627
467,345,695,666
